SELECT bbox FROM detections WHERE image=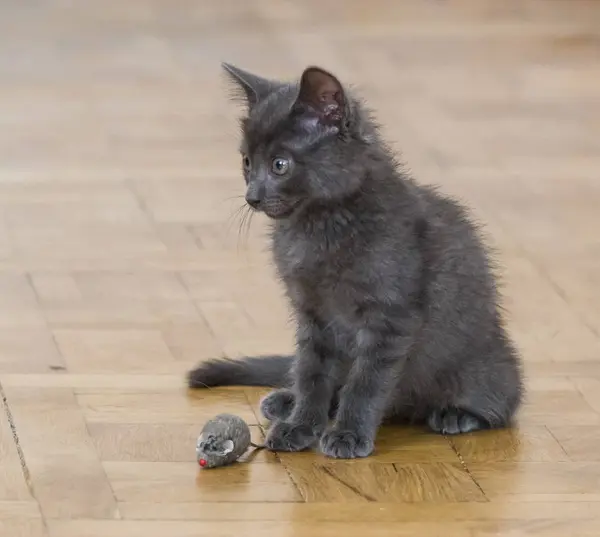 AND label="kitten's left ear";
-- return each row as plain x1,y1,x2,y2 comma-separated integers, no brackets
222,62,274,109
295,66,346,129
